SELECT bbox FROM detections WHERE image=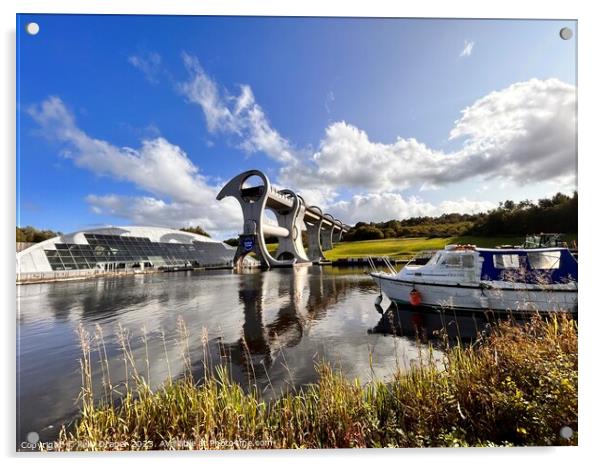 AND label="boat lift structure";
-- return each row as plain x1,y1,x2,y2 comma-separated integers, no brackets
217,170,350,268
